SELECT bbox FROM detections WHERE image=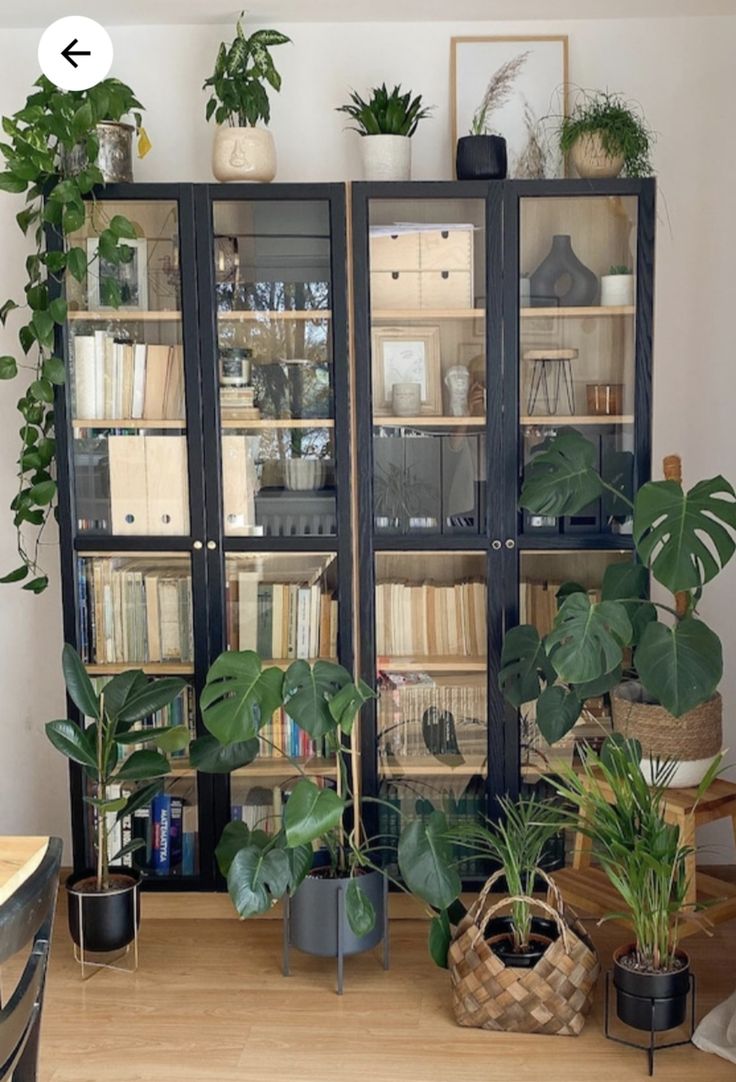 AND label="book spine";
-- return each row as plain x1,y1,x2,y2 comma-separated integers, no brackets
152,793,172,876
